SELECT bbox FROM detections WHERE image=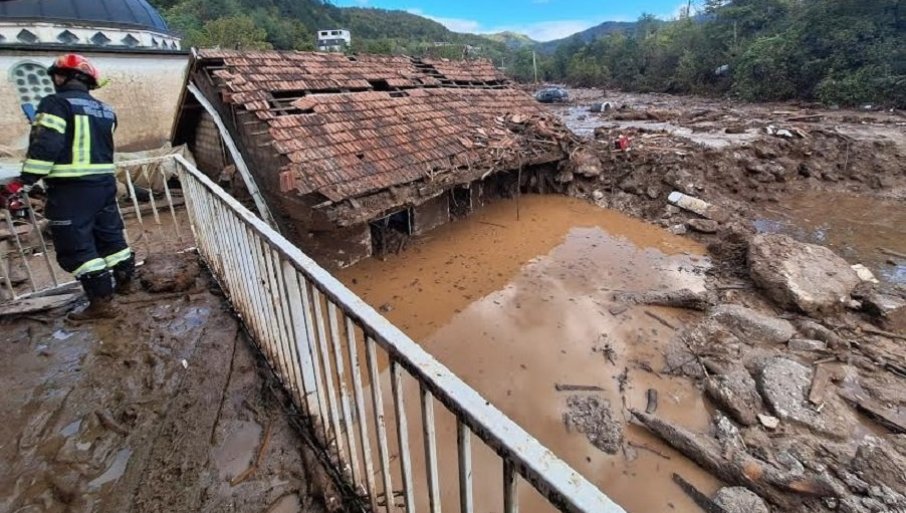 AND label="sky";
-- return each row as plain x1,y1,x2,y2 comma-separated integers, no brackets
332,0,691,42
